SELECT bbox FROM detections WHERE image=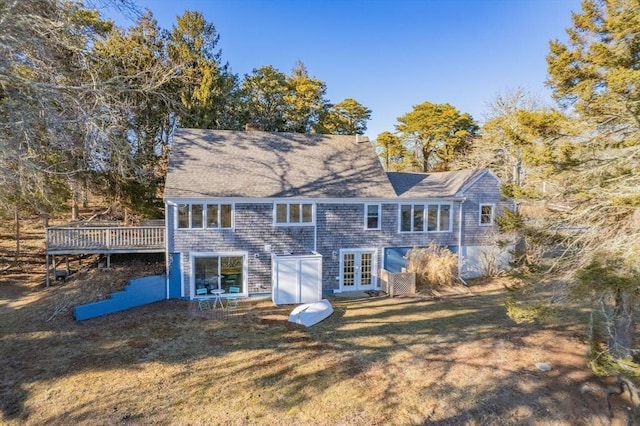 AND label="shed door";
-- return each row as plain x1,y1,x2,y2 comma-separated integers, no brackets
272,256,322,305
341,249,376,291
